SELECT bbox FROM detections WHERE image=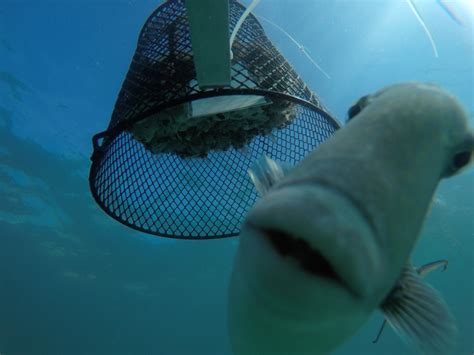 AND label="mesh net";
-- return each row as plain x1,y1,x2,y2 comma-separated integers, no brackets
89,0,340,239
